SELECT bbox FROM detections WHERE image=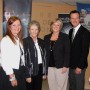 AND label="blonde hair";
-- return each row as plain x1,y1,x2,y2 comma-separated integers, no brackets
50,18,63,32
53,18,63,28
